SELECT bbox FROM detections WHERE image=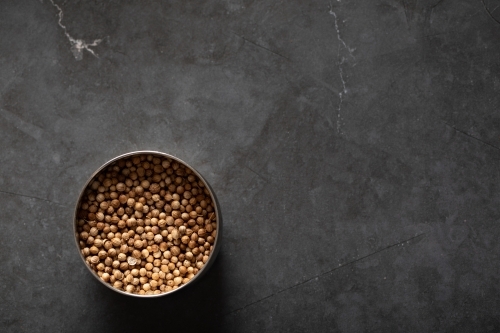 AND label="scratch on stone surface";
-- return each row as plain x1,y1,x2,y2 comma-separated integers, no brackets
231,32,290,61
245,166,269,183
402,0,410,28
328,6,354,135
225,233,426,316
425,31,455,38
429,0,445,24
0,108,43,140
480,0,500,26
431,0,445,9
444,122,500,151
49,0,103,60
0,190,65,206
